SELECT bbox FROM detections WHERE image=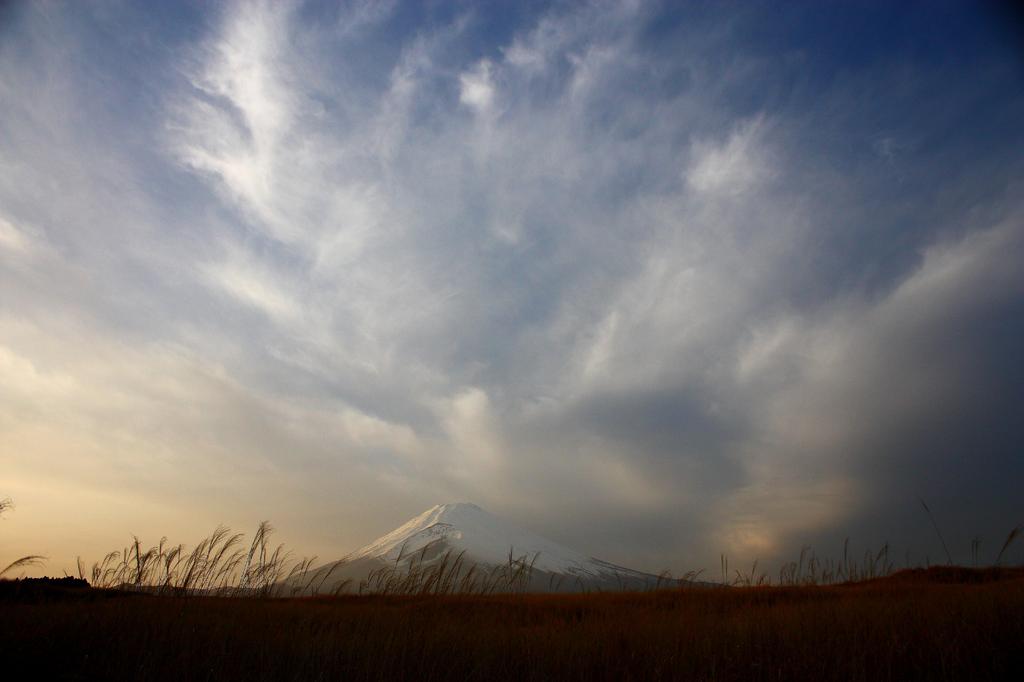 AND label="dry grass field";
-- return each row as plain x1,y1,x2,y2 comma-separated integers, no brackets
2,566,1022,681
